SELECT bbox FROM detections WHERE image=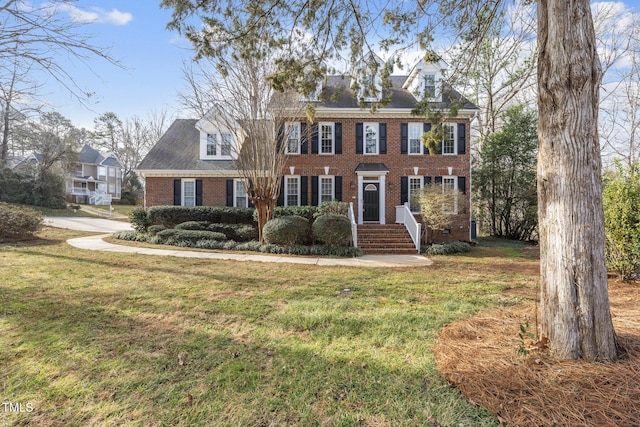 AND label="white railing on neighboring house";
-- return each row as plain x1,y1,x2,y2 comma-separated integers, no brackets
395,202,421,252
88,191,112,206
348,202,358,248
66,187,90,196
